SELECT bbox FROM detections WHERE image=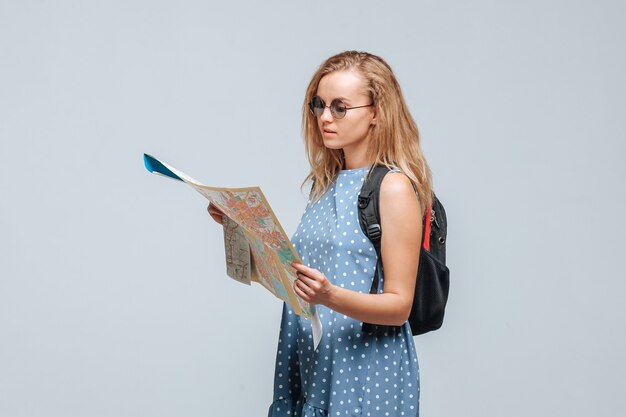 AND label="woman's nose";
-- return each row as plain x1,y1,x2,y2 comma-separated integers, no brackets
320,106,334,122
